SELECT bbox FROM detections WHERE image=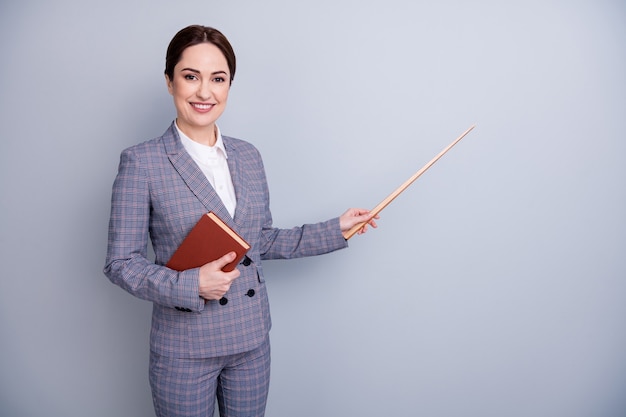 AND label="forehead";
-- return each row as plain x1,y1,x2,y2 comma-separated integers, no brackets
177,43,228,71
